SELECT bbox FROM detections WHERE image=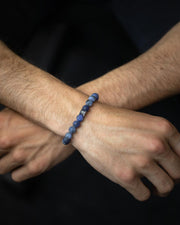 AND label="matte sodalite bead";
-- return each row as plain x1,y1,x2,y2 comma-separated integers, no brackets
86,100,93,106
82,105,89,111
80,110,87,117
88,96,96,102
62,137,71,145
73,120,80,128
65,132,72,139
62,93,99,145
91,93,99,100
62,132,72,145
77,114,84,121
69,126,76,134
